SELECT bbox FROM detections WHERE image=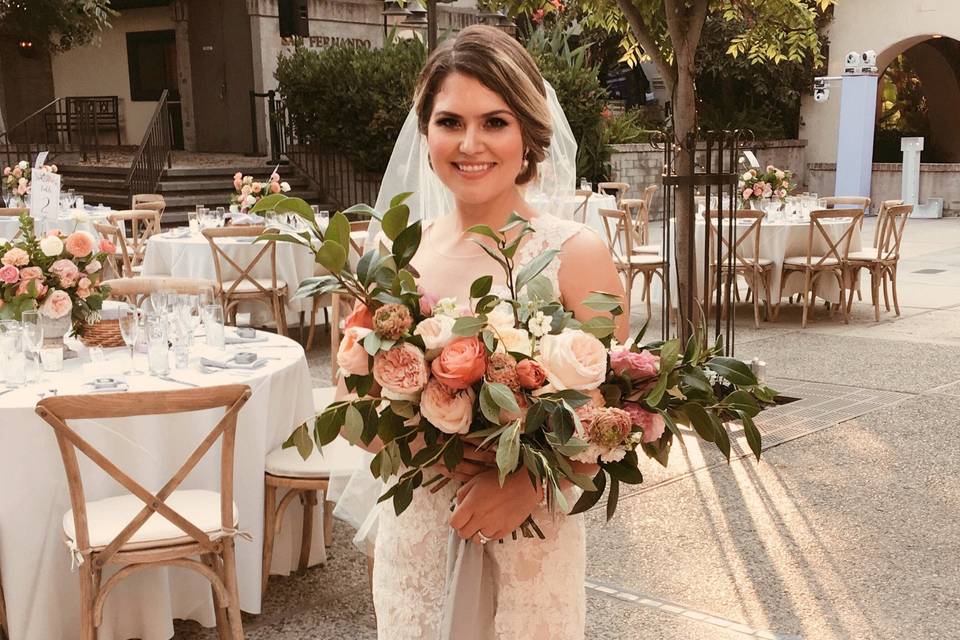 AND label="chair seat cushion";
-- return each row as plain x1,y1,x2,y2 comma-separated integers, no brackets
631,244,661,255
223,278,287,294
847,249,881,261
63,489,238,550
713,257,774,268
266,436,367,479
616,254,664,267
783,256,840,267
131,264,143,275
